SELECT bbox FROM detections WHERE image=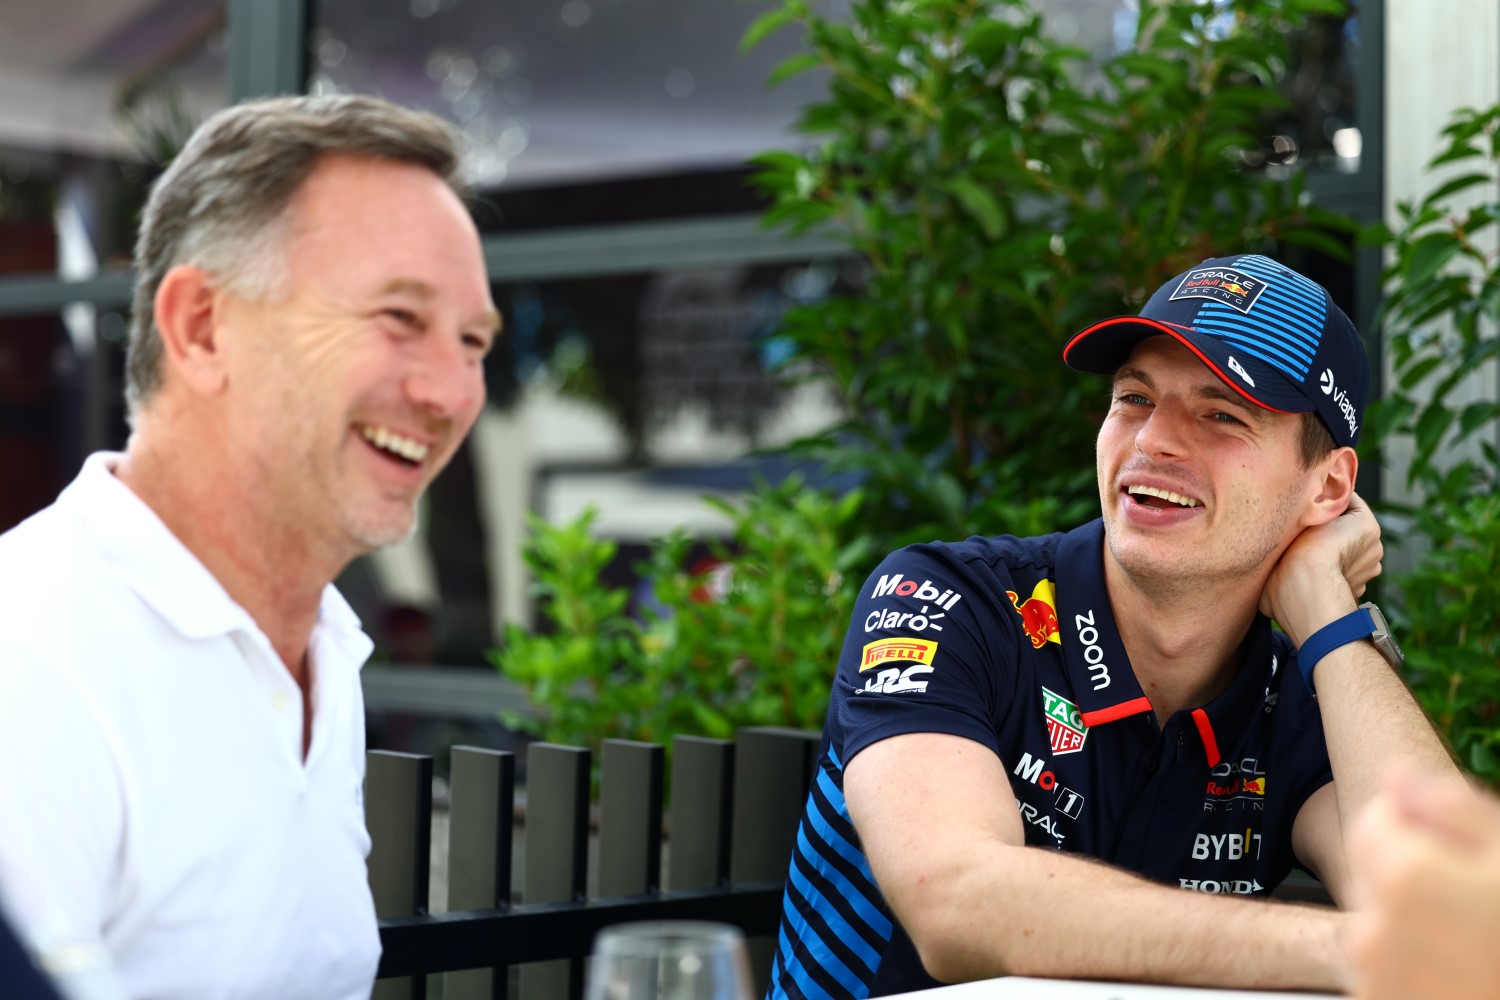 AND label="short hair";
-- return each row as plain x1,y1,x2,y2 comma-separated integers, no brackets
125,94,466,419
1299,410,1337,467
